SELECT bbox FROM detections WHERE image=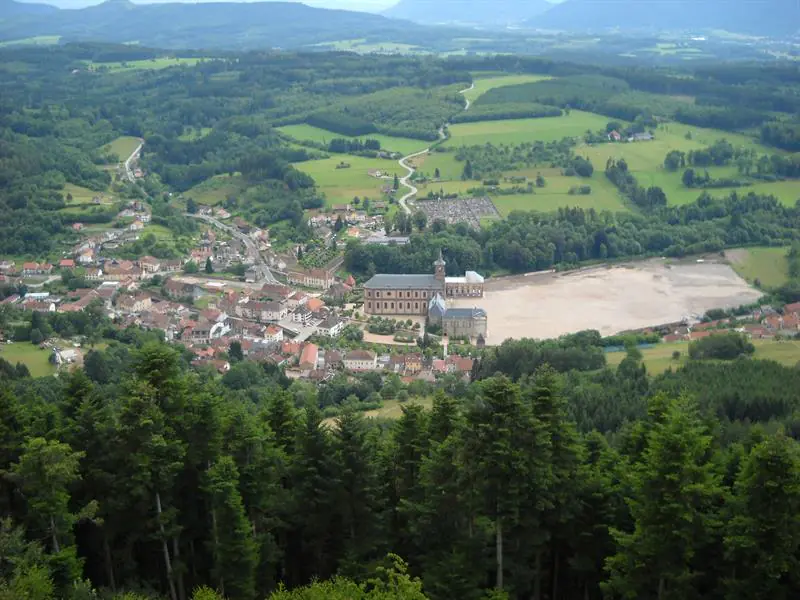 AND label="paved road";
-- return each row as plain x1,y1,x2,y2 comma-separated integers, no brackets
394,83,473,215
123,140,144,183
186,213,279,283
